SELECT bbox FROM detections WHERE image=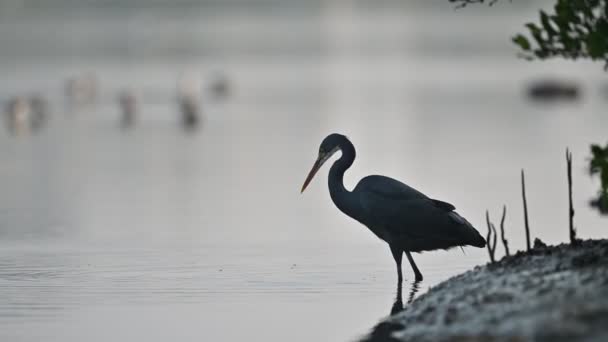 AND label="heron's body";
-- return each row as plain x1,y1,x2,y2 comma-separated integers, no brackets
301,133,486,282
